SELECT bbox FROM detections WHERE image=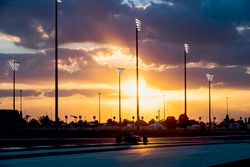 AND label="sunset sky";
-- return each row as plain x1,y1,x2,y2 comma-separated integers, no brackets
1,0,250,123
